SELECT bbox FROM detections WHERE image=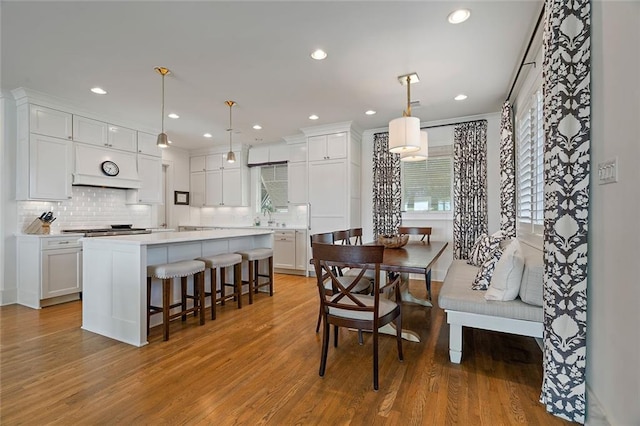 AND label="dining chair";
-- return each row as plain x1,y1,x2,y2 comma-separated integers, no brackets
348,228,363,245
311,242,403,390
332,230,351,245
398,226,433,299
310,233,372,333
